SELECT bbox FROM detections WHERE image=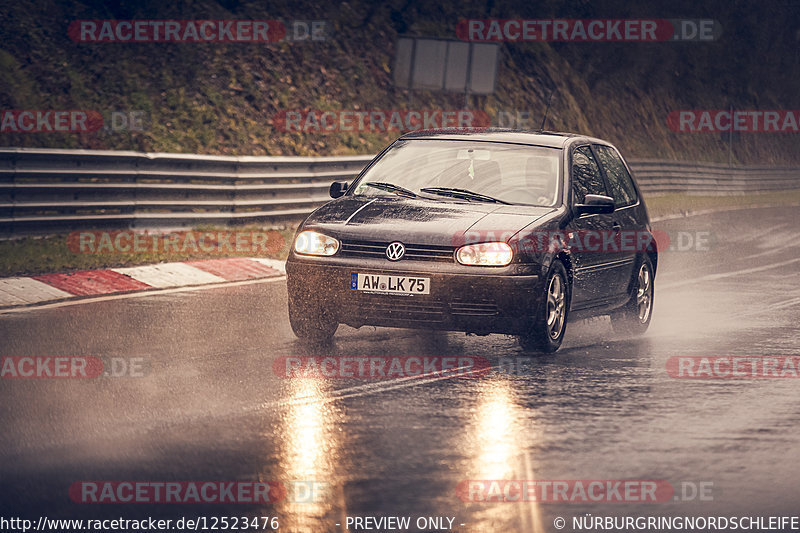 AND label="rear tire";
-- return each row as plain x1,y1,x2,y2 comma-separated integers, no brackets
288,297,338,342
517,260,569,353
611,257,654,336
